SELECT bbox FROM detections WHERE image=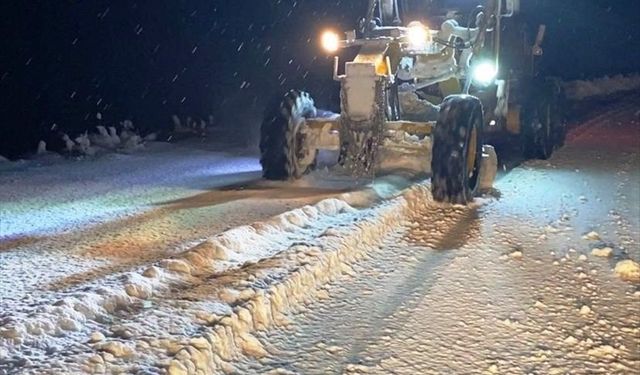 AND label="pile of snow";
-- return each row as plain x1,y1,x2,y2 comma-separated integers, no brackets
172,115,209,137
564,74,640,100
0,197,358,365
1,180,433,374
379,132,432,173
587,345,619,358
0,154,9,162
35,120,156,159
166,184,432,374
614,259,640,282
85,121,149,153
591,247,613,257
582,231,600,241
